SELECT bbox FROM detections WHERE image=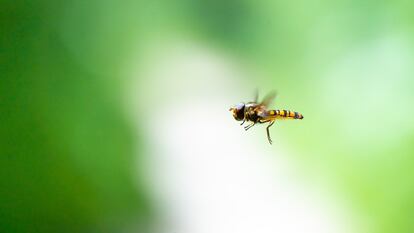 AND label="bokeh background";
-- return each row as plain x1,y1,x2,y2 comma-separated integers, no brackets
2,1,414,233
